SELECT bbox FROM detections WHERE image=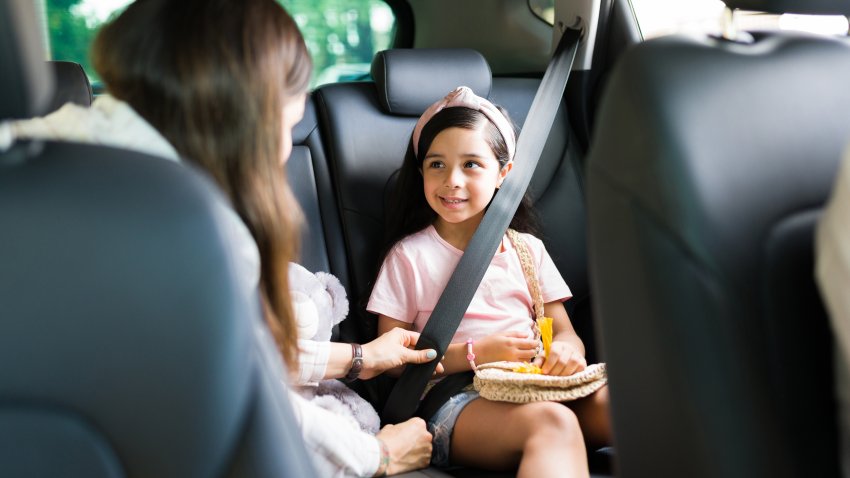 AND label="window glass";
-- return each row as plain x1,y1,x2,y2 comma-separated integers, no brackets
38,0,395,89
630,0,849,39
41,0,132,86
528,0,554,25
284,0,395,87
